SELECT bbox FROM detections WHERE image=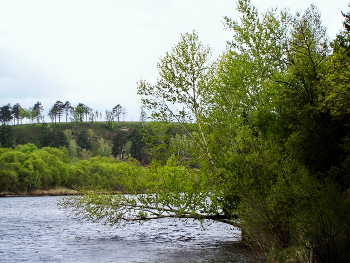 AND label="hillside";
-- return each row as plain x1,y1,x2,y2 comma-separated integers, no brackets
11,121,143,148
